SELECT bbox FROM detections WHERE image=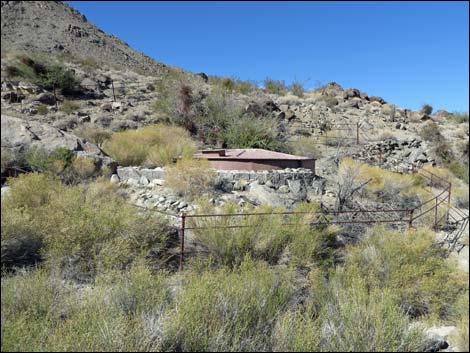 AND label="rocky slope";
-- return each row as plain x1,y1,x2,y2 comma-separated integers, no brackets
1,1,179,76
